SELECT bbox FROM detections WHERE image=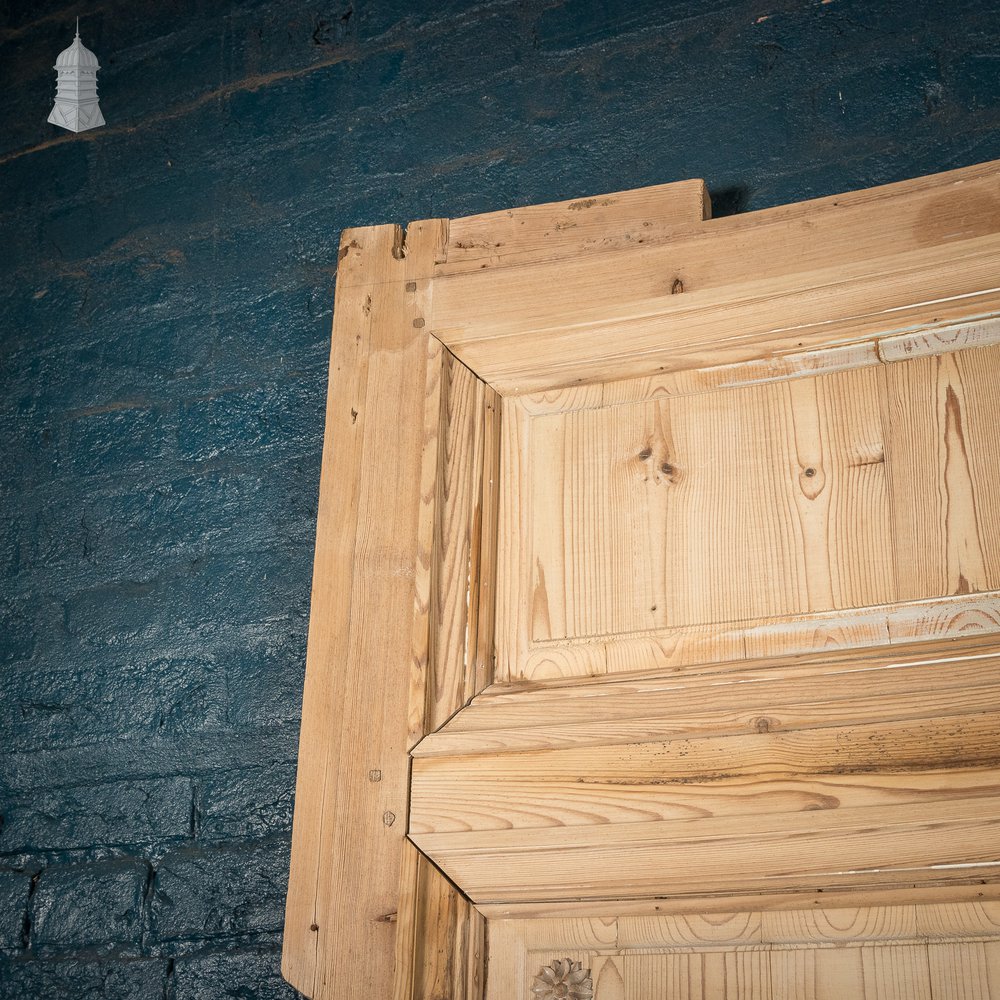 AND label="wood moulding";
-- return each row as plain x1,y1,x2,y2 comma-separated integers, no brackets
283,160,1000,999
